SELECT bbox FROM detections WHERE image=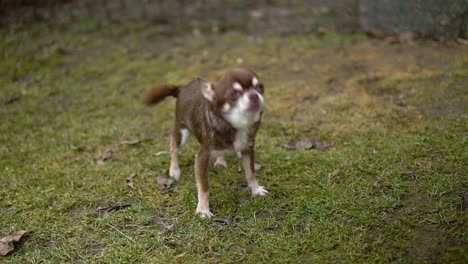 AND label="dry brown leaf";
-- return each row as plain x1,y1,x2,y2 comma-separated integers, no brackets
161,185,180,194
95,149,113,165
254,163,262,171
96,203,132,218
70,144,85,151
373,180,384,189
457,38,468,45
399,31,417,44
164,239,183,249
329,169,340,177
157,221,176,233
282,138,334,150
4,93,21,105
120,139,140,145
157,176,174,188
282,139,313,150
126,174,136,190
458,195,468,212
0,230,29,256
